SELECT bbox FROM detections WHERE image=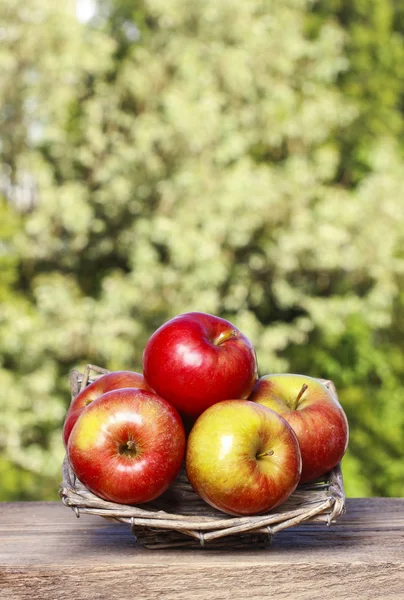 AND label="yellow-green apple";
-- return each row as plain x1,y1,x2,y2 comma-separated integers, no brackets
249,374,349,483
67,388,186,504
63,371,150,447
143,312,258,418
185,400,302,515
